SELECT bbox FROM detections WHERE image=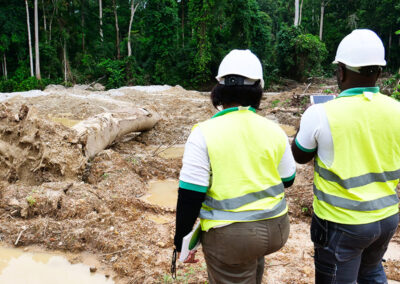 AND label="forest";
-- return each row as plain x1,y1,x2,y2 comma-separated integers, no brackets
0,0,400,92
